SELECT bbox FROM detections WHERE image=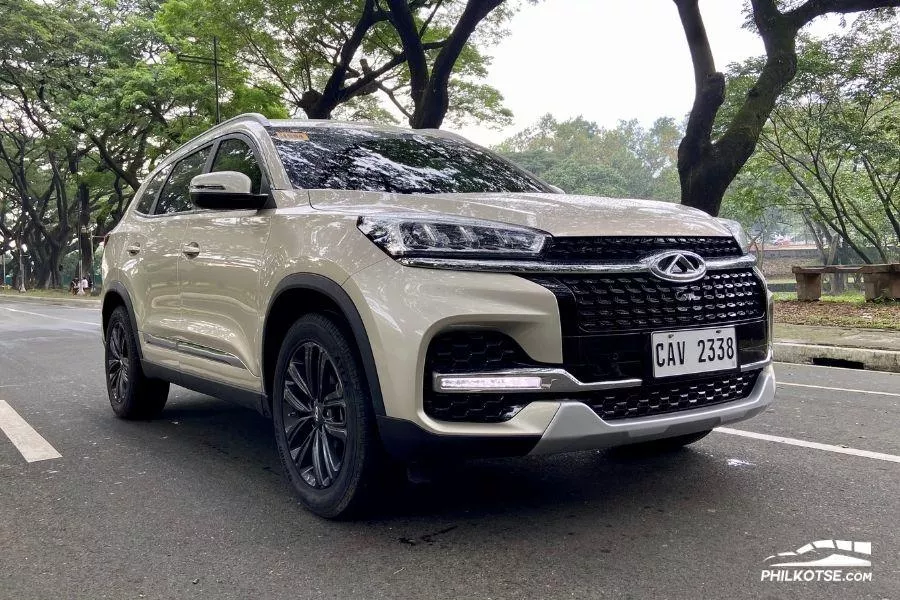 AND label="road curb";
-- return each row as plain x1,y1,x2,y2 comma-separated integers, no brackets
774,341,900,373
0,294,101,309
